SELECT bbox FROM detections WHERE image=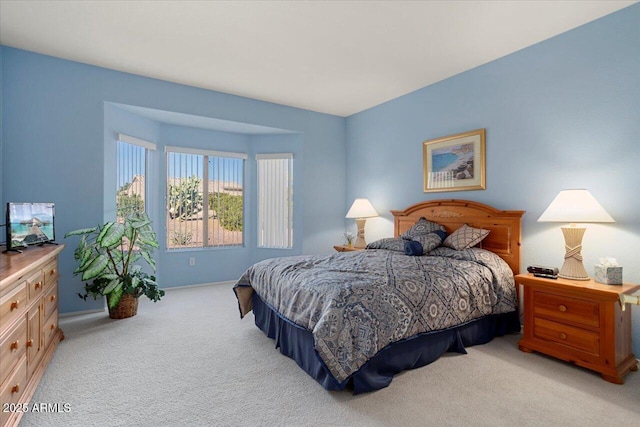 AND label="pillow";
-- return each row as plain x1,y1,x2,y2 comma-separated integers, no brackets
443,224,489,250
404,231,445,256
404,240,424,256
401,217,446,240
366,237,405,252
415,231,446,251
